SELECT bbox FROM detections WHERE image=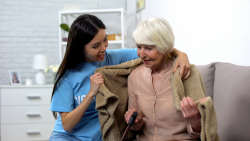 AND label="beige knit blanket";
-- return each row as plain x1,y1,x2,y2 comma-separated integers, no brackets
95,58,220,141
